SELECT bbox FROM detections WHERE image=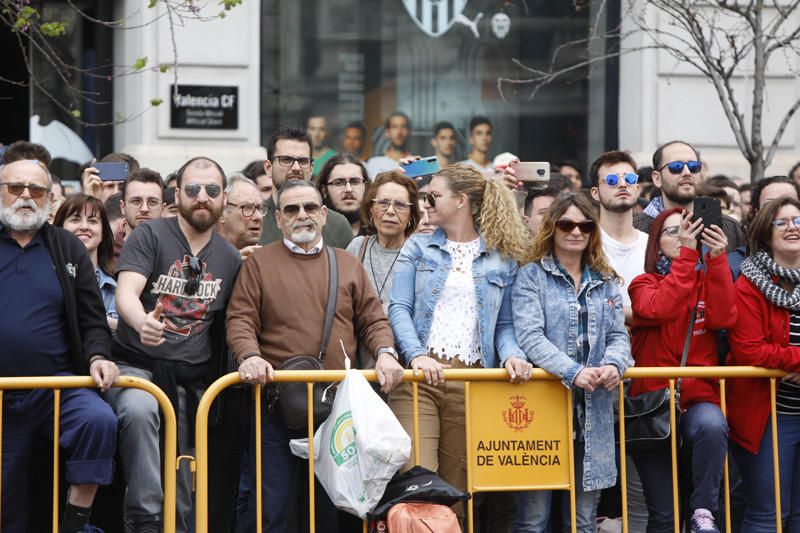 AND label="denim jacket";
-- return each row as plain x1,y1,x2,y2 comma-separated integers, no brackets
511,255,632,491
388,229,524,368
